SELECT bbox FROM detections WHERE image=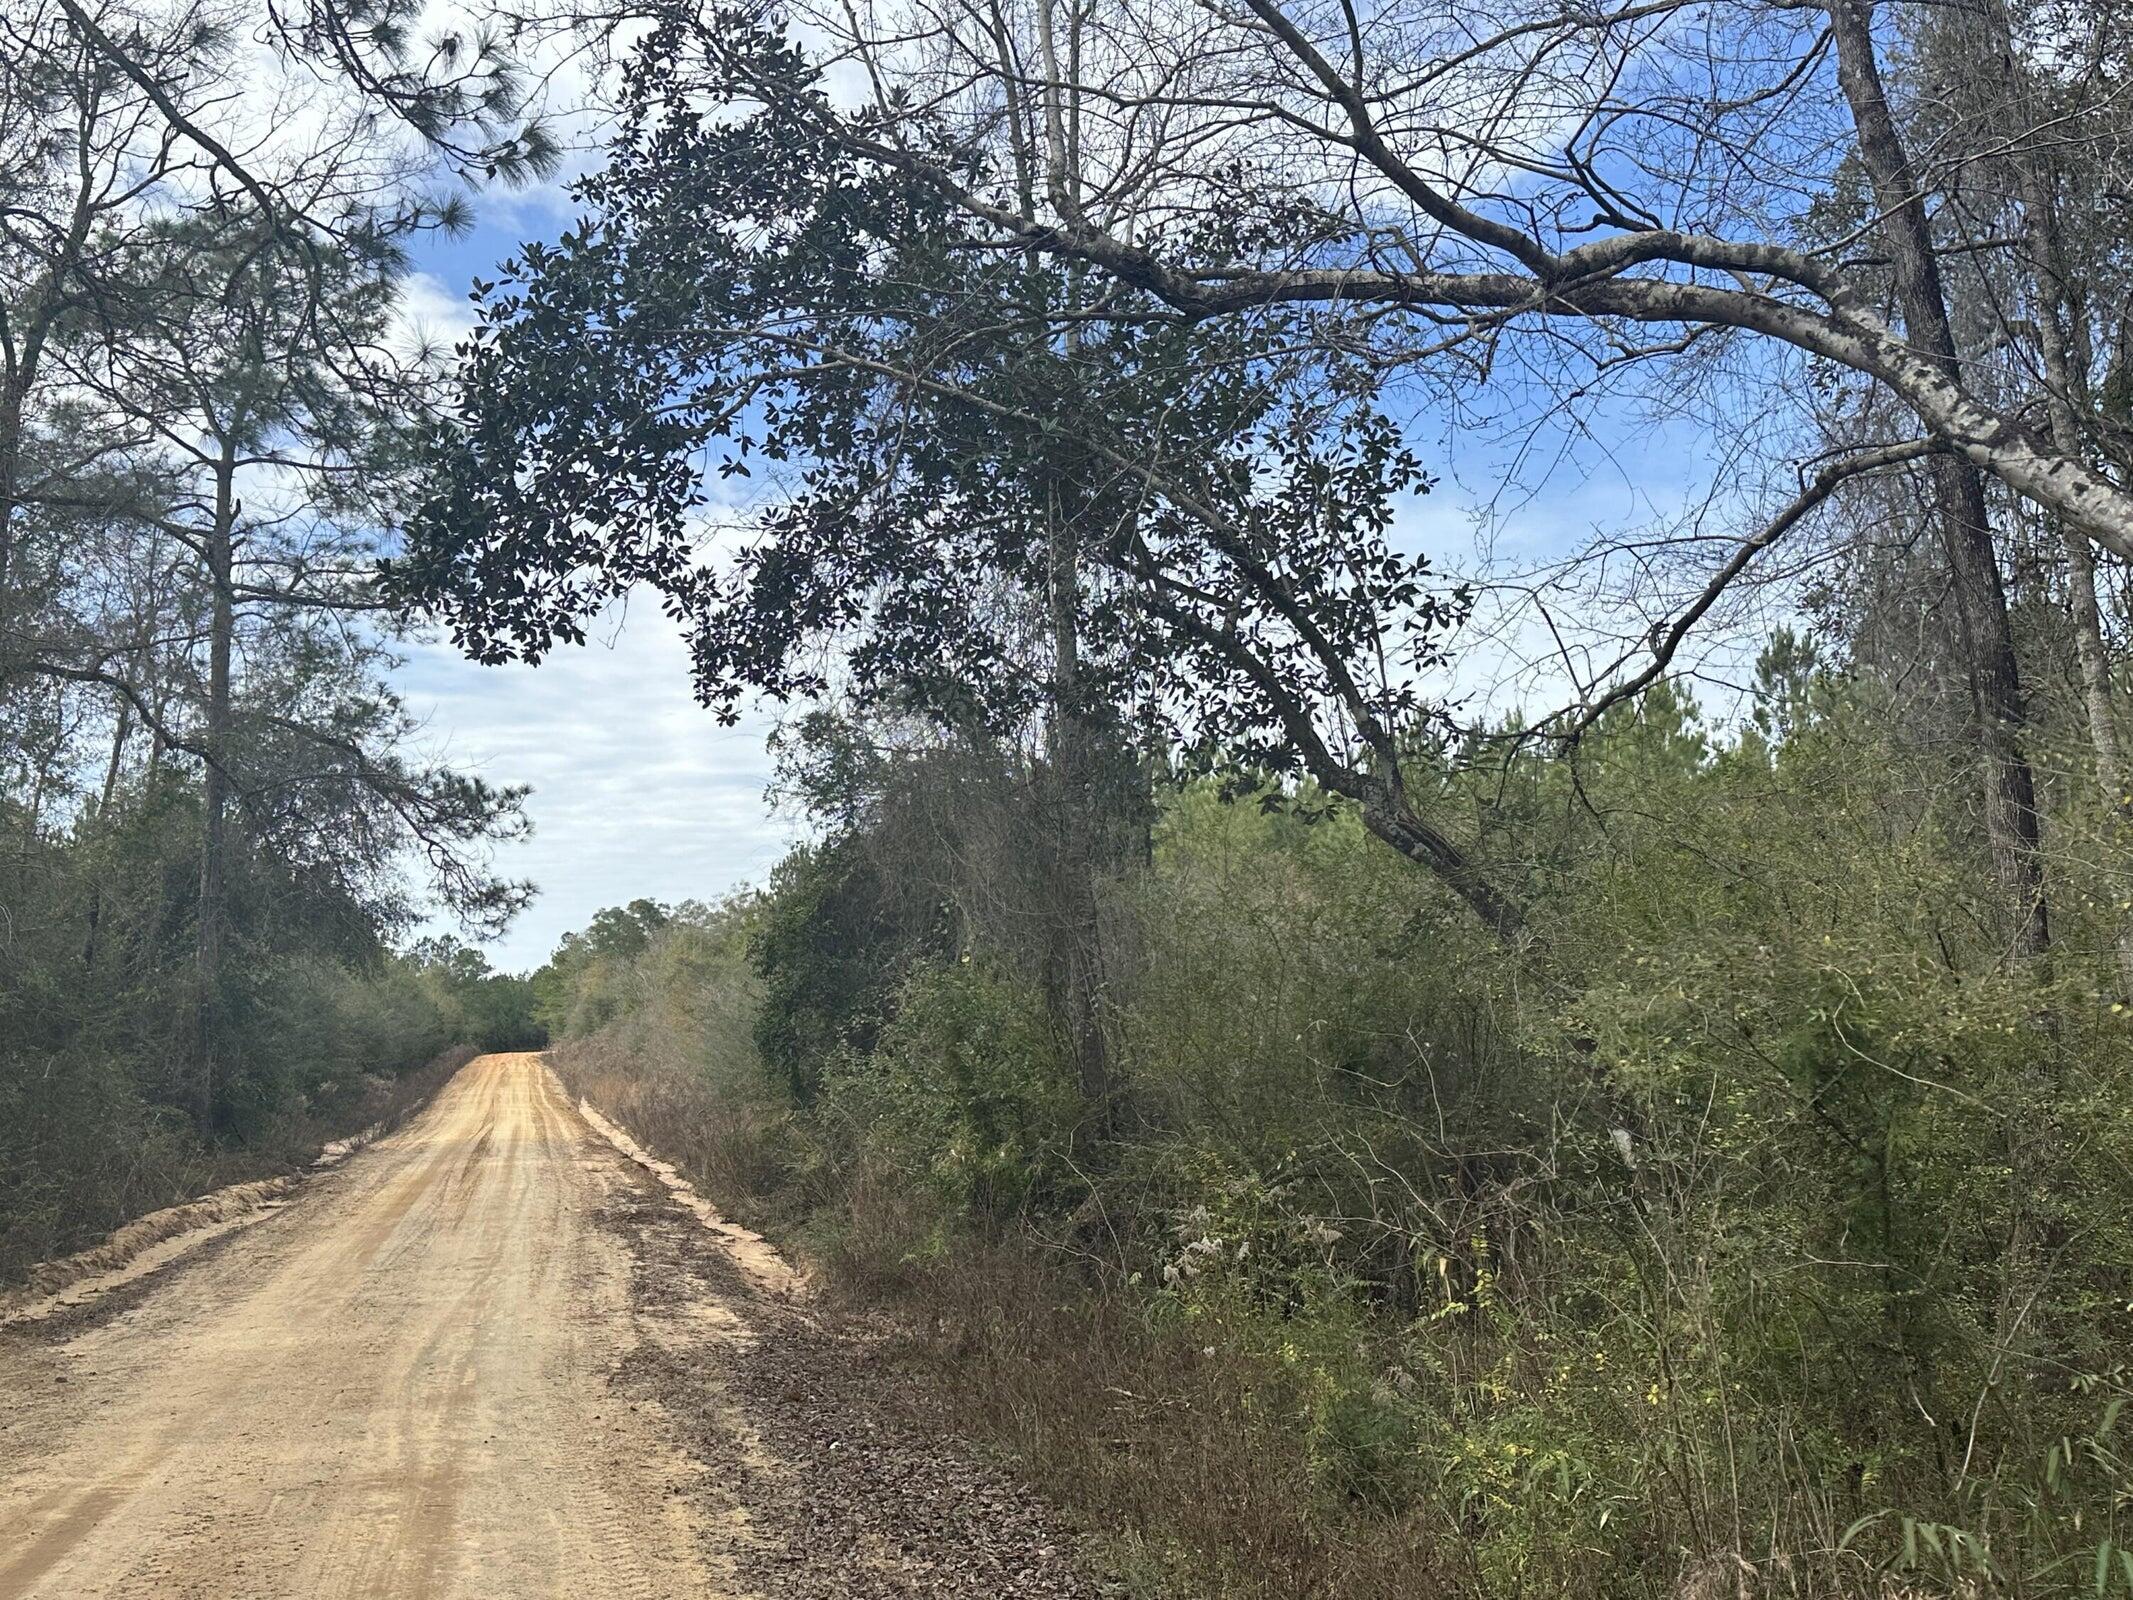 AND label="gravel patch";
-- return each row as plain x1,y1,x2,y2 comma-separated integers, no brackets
601,1189,1121,1598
